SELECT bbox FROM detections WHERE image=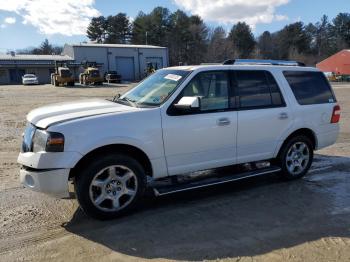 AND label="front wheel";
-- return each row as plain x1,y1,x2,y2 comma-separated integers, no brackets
75,154,147,220
276,135,313,180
